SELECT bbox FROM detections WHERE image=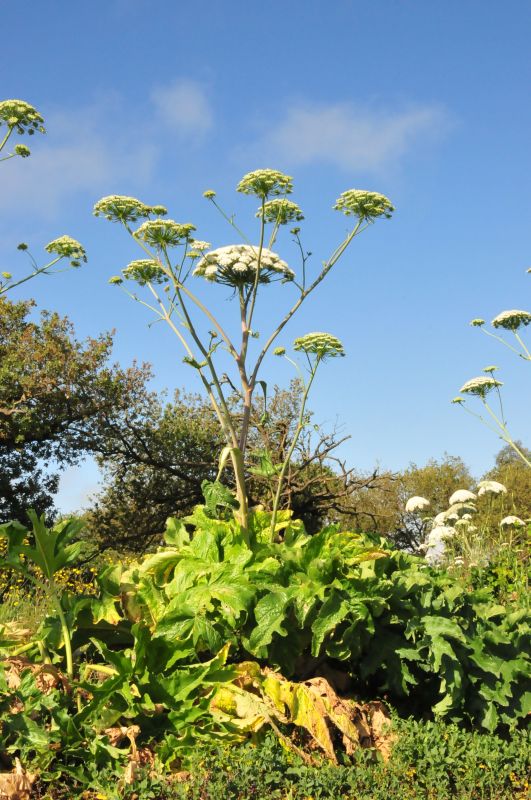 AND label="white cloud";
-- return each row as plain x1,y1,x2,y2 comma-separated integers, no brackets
246,101,450,173
151,78,213,137
0,101,157,219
